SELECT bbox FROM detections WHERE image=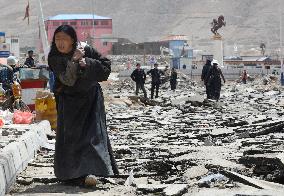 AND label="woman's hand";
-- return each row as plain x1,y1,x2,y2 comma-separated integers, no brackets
72,48,85,62
79,58,87,68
